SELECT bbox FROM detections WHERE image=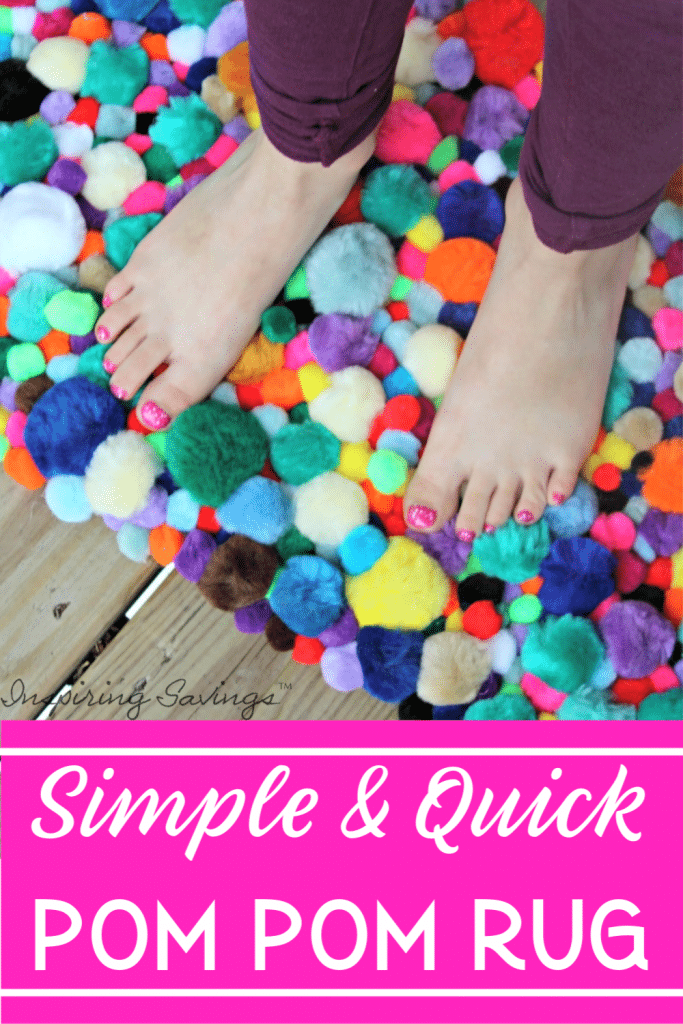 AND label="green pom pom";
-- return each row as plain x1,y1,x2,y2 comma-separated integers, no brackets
366,449,408,494
142,143,178,183
261,306,297,344
81,41,149,106
44,290,99,335
288,402,310,424
270,420,341,485
169,0,226,26
146,429,168,462
509,593,542,624
521,614,604,694
78,343,113,388
276,526,315,561
7,272,66,343
456,549,483,581
6,341,46,382
637,690,683,720
361,164,435,237
465,687,536,720
500,135,524,175
0,435,9,461
104,213,163,271
390,274,412,301
0,119,58,187
427,136,459,175
602,359,633,430
166,400,269,506
149,93,221,166
557,685,636,720
0,337,15,377
473,517,551,583
284,264,309,301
